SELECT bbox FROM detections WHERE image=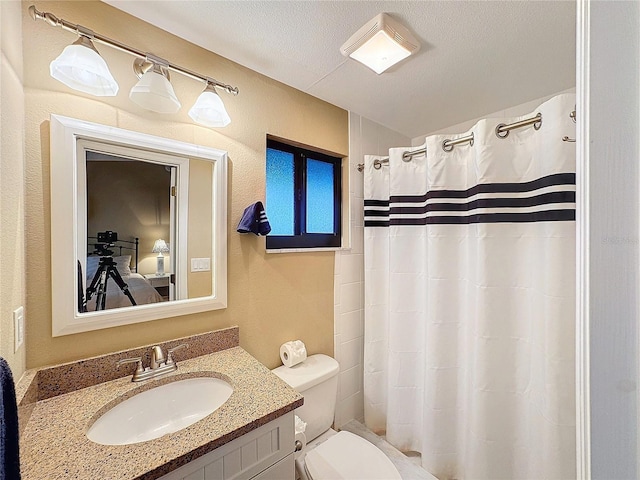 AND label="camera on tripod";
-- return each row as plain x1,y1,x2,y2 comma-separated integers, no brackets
93,230,117,257
84,230,137,311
